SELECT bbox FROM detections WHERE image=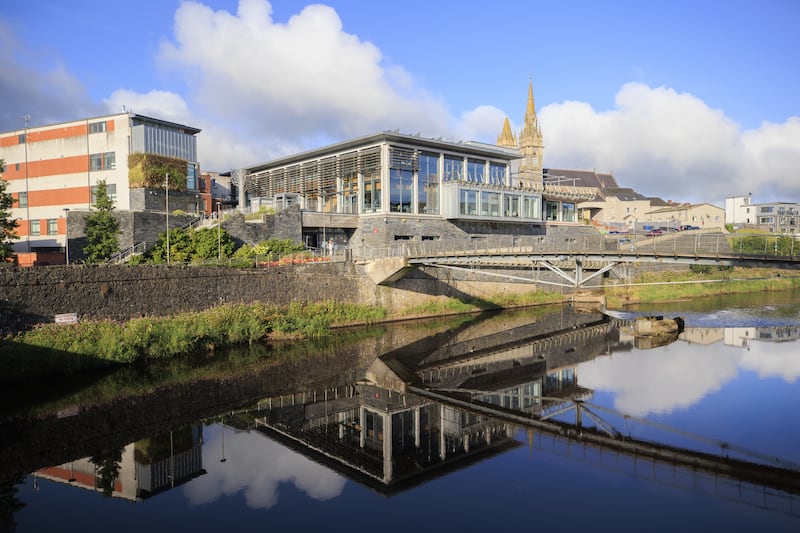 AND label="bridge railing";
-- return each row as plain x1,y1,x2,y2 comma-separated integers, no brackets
350,232,800,262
